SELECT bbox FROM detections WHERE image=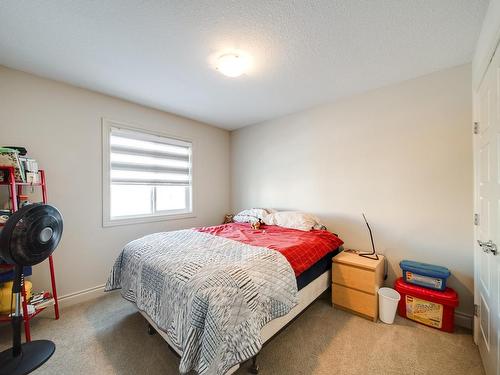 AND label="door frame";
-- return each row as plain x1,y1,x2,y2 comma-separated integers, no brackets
473,0,500,341
473,88,480,345
472,36,500,354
